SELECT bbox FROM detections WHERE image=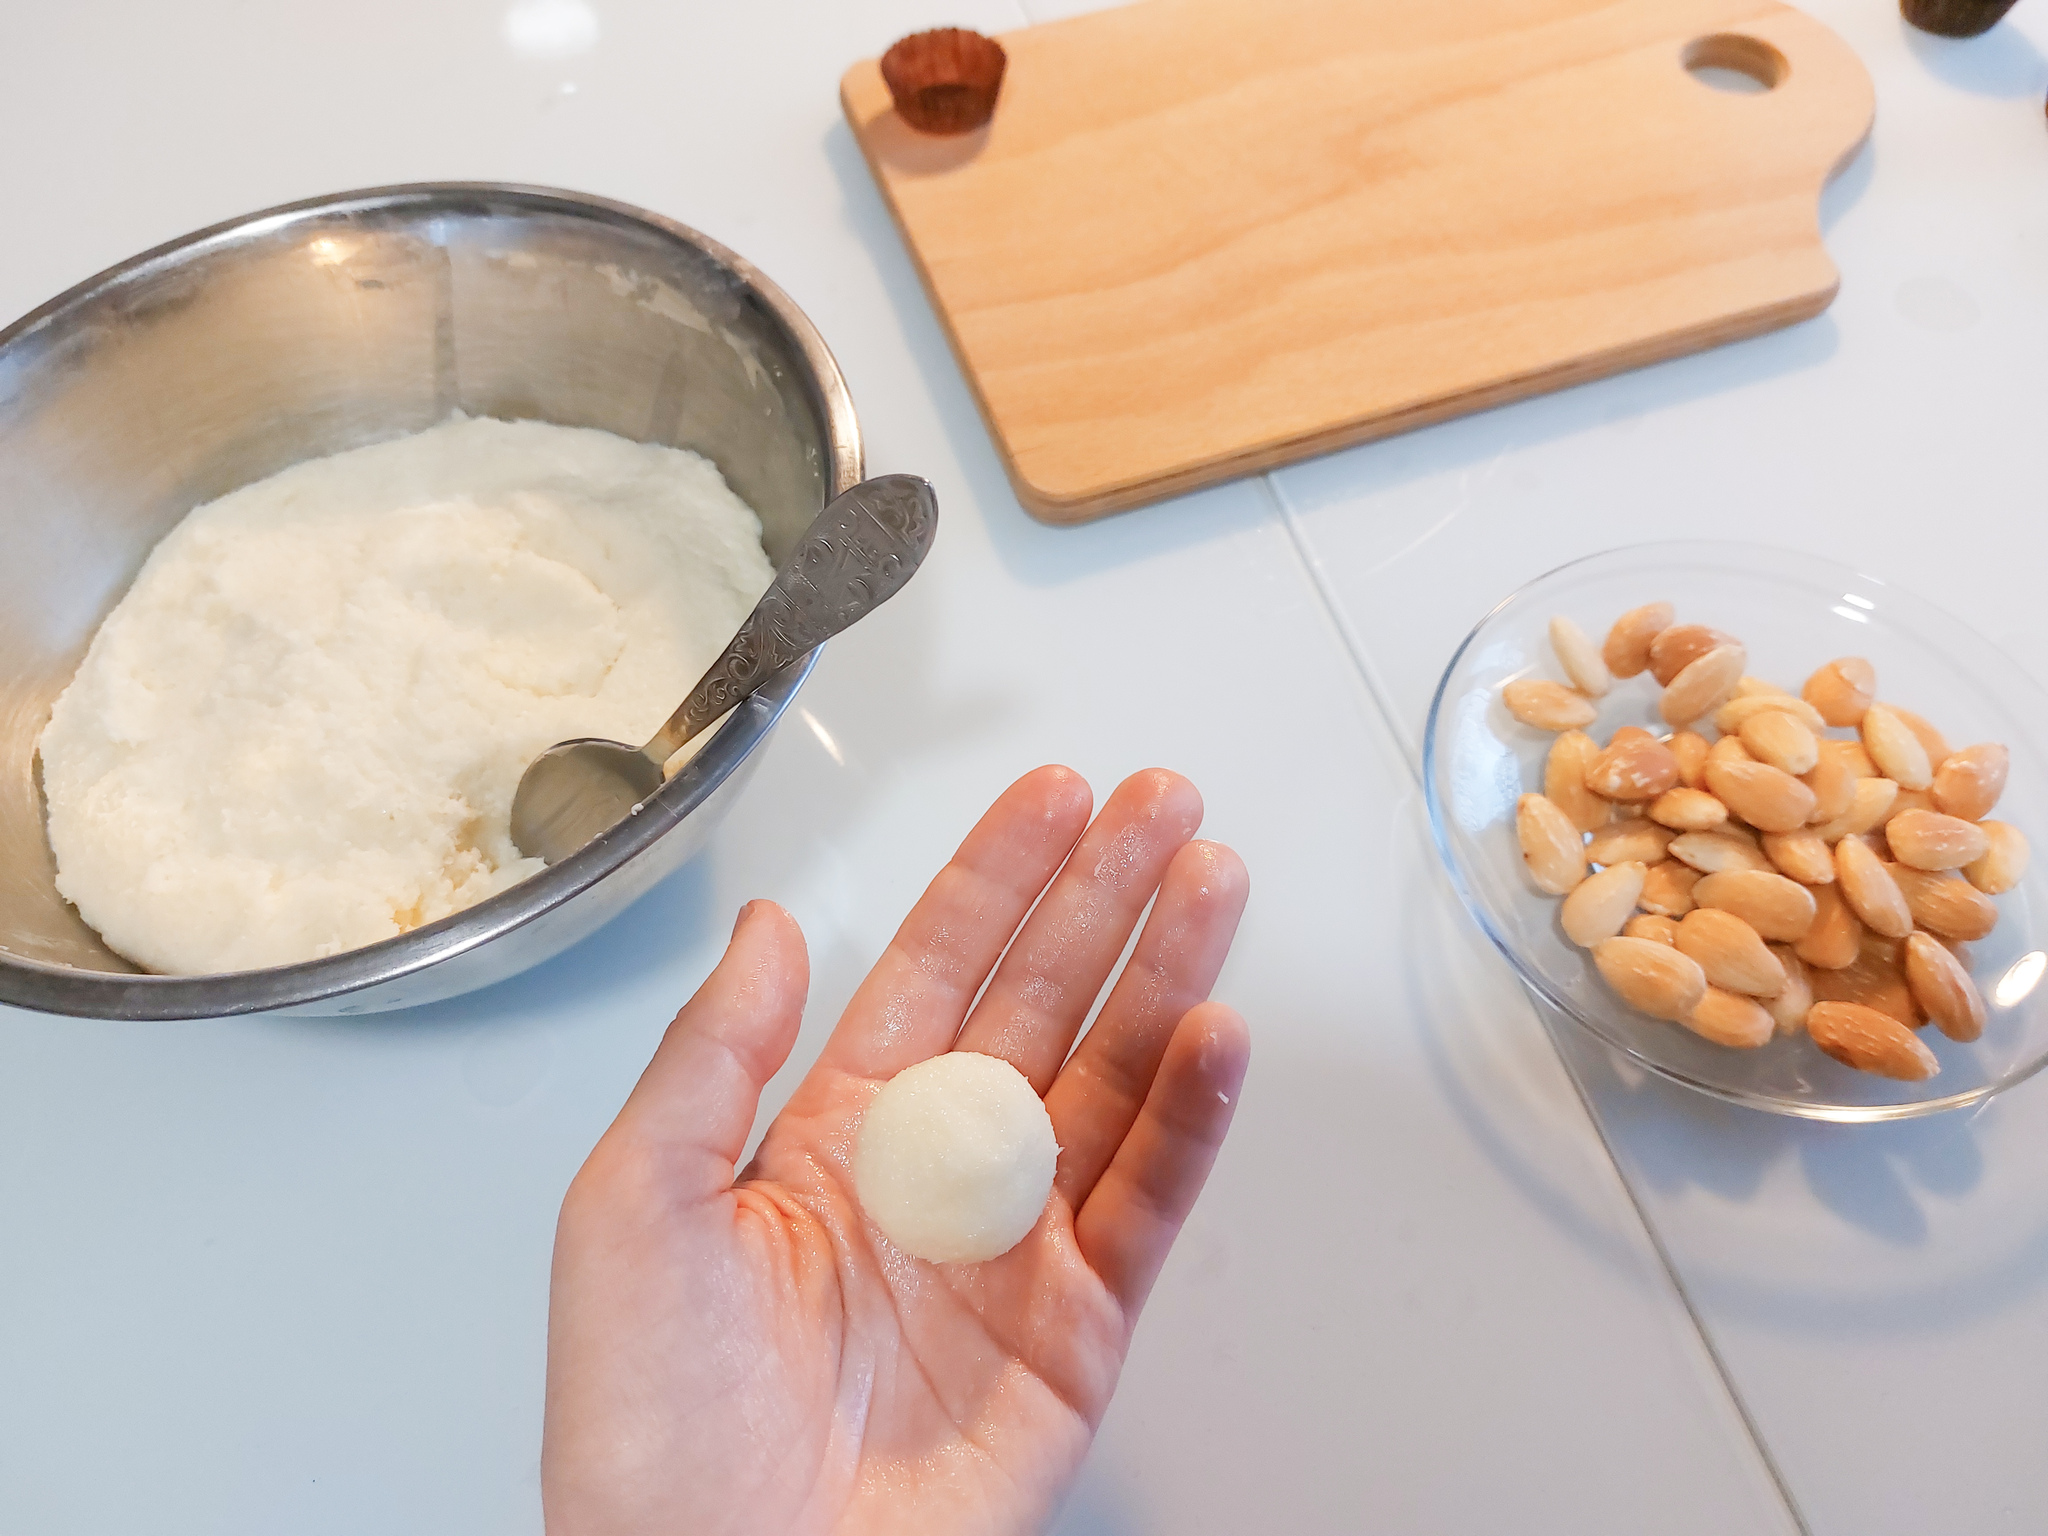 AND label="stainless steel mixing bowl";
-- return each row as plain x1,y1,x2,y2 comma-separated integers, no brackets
0,184,861,1019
